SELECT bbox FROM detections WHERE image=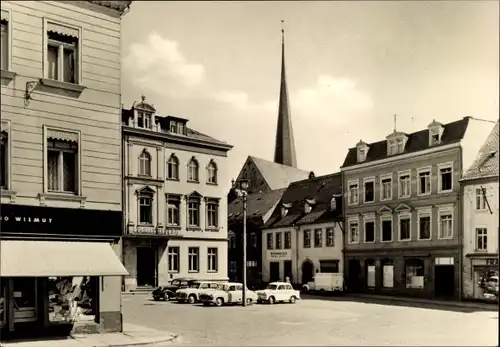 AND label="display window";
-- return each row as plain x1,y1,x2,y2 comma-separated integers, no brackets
48,277,97,324
405,259,425,289
0,280,6,327
473,268,499,301
13,278,37,323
